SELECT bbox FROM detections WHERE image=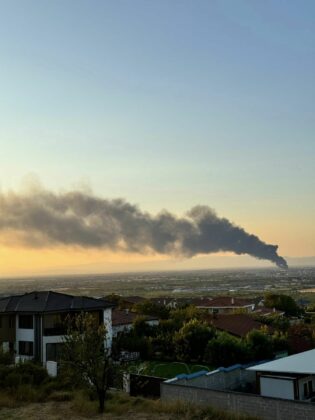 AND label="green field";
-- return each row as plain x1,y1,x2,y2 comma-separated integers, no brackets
126,360,214,379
